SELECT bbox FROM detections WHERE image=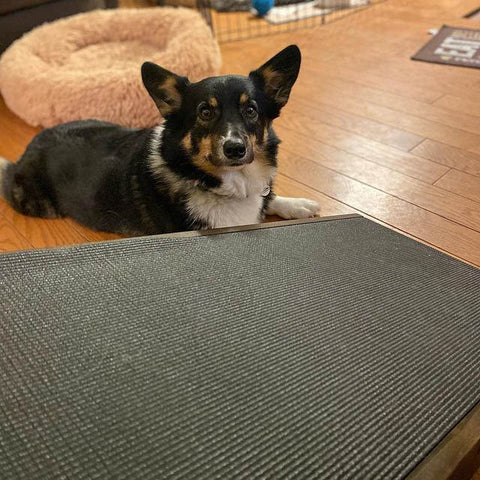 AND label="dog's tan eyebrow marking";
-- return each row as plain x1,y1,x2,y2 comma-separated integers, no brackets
209,97,218,107
182,132,192,151
240,93,249,104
